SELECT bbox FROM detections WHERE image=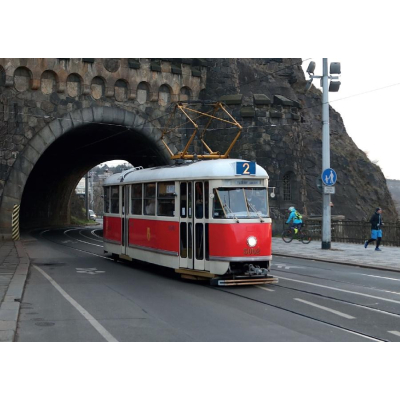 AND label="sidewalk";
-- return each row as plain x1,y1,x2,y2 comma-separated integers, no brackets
272,237,400,272
0,240,30,342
